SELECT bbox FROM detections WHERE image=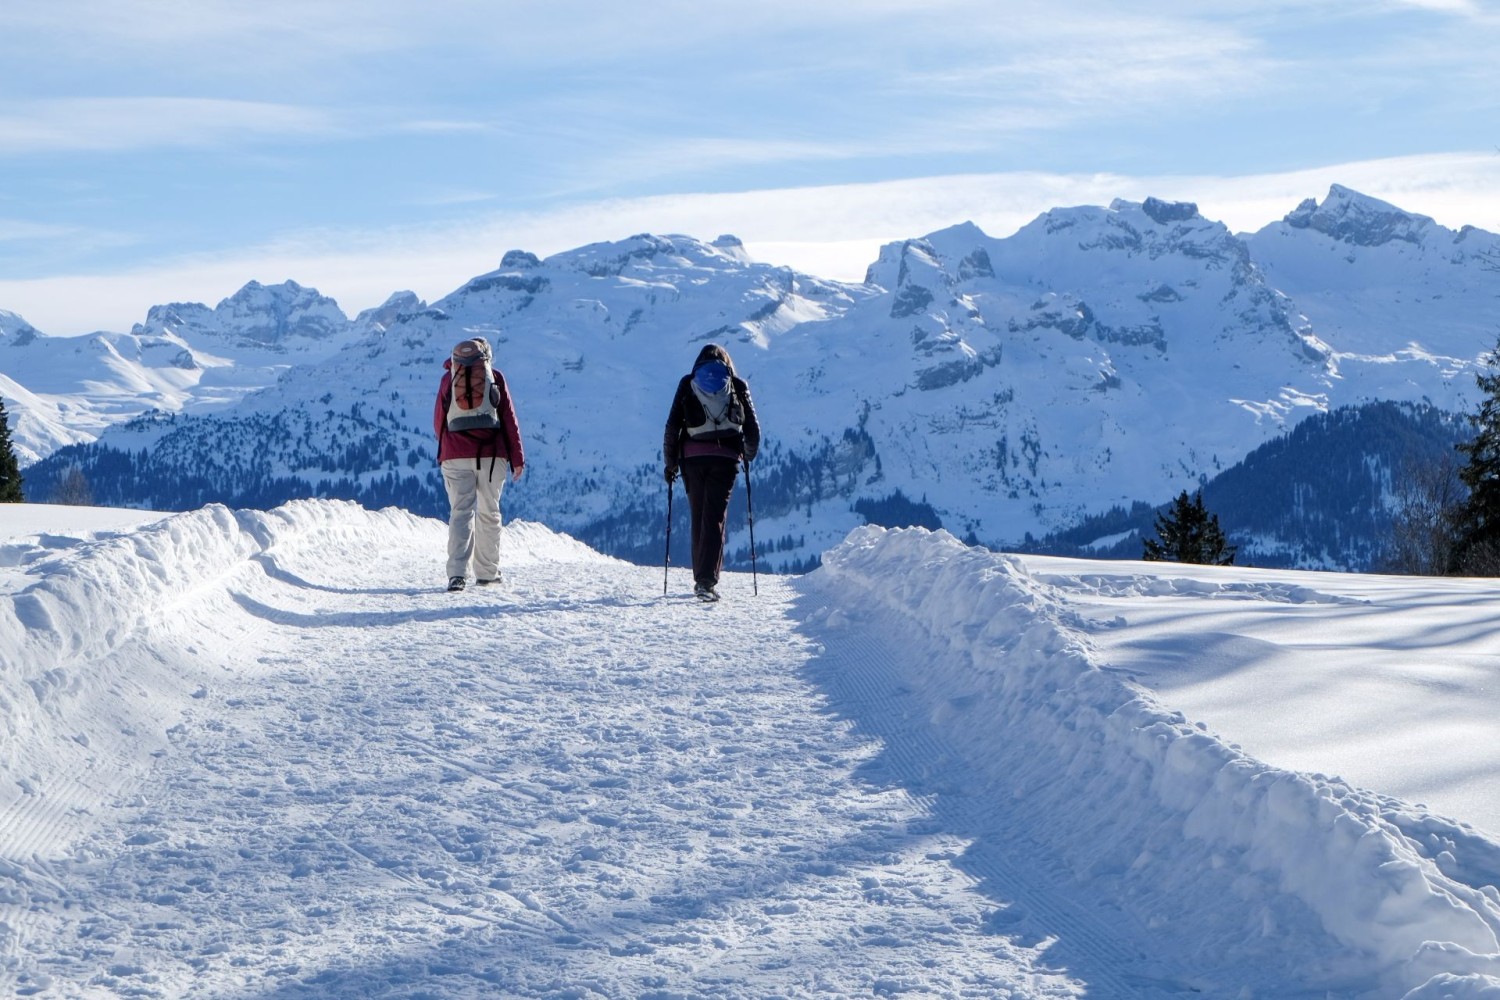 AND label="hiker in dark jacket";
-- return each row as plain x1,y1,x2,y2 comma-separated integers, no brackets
663,343,761,602
434,338,525,592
